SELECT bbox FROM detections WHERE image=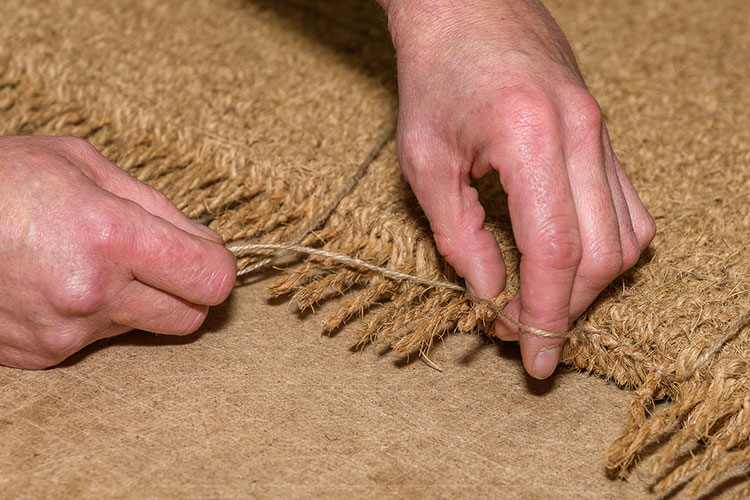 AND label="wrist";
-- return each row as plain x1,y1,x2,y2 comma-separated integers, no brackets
378,0,467,52
378,0,569,70
379,0,532,53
